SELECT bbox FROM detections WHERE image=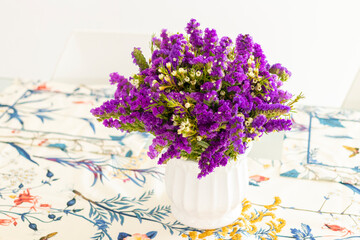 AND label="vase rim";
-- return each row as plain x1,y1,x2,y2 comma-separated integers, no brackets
165,142,252,170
